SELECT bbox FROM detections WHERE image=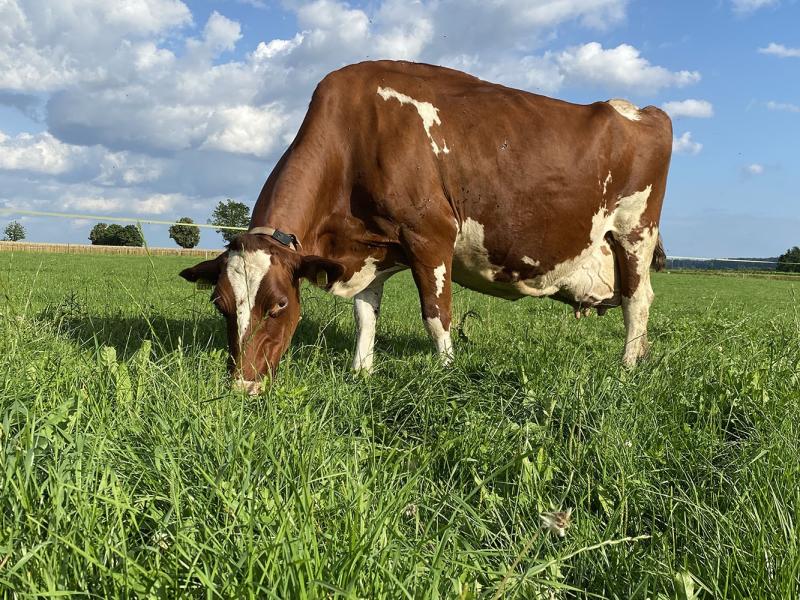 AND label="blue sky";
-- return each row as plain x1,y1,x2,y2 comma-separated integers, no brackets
0,0,798,256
